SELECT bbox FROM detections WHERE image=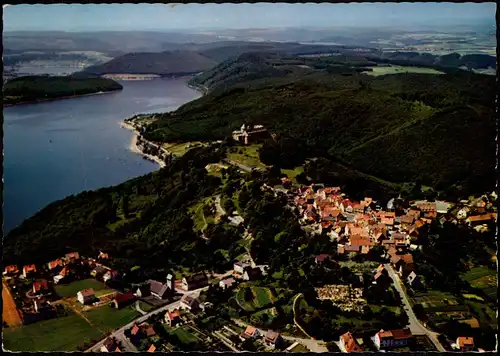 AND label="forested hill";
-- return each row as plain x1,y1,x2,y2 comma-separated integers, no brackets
3,145,227,268
3,75,123,105
148,69,495,197
82,50,218,76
